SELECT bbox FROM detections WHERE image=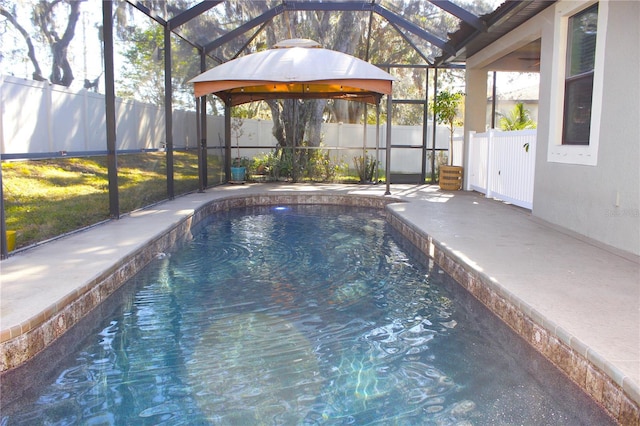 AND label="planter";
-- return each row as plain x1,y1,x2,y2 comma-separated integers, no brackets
230,166,246,183
439,165,463,191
